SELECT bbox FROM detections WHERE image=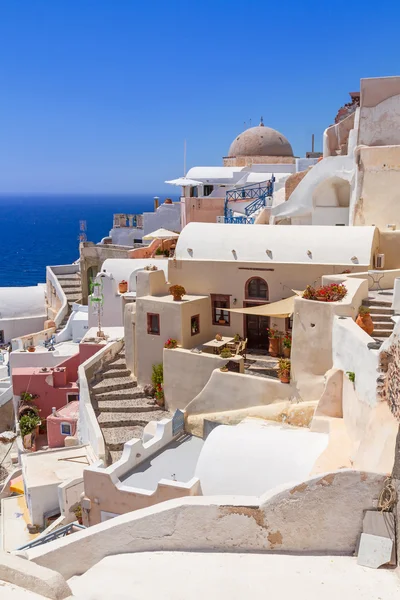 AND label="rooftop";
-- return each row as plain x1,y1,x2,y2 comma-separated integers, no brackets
175,223,377,265
68,552,400,600
121,434,204,492
21,445,96,490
